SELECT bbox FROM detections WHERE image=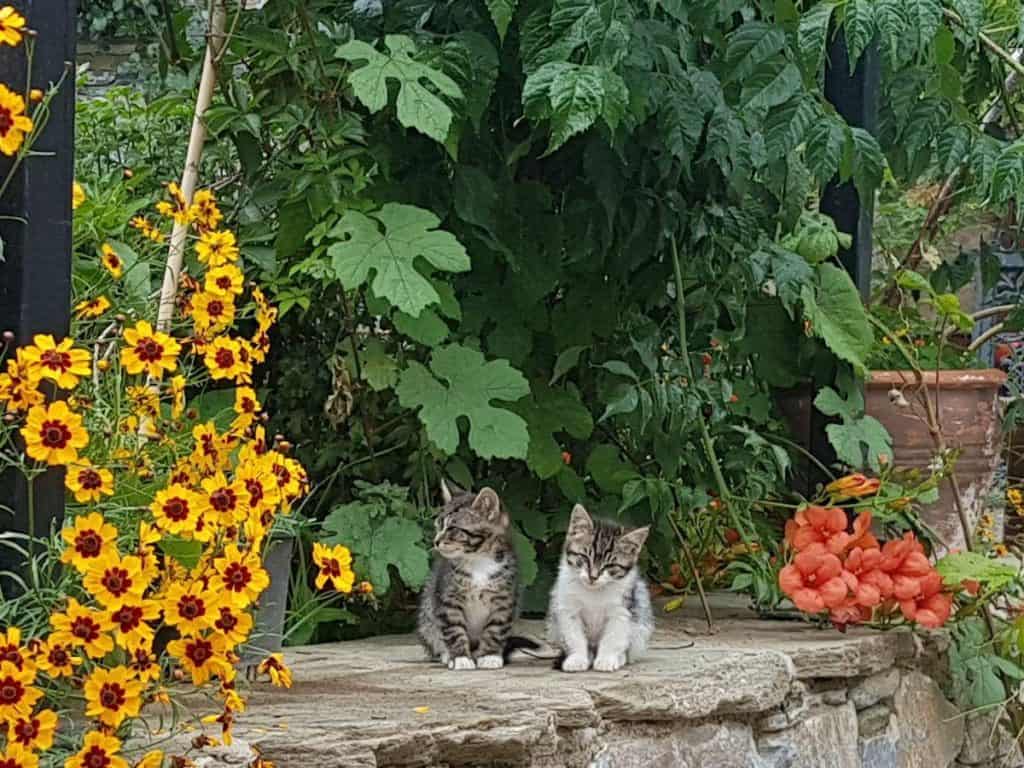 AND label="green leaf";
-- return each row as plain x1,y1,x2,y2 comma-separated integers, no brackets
848,128,884,204
394,308,450,346
805,116,847,185
360,338,399,391
510,527,538,586
108,240,151,303
321,501,377,554
396,344,530,459
510,381,594,479
485,0,518,42
725,21,786,84
327,204,470,318
875,0,908,60
798,2,835,77
335,35,463,143
741,58,801,111
523,62,629,153
1003,306,1024,332
844,0,875,72
765,97,817,157
937,552,1018,591
802,264,873,376
369,517,430,594
897,270,932,294
551,345,588,384
815,386,893,472
949,0,983,37
906,0,942,53
586,444,639,494
159,536,203,569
